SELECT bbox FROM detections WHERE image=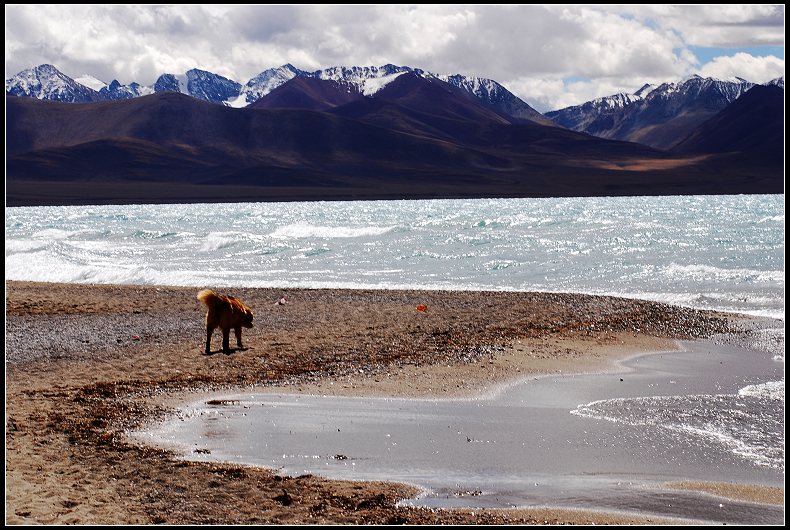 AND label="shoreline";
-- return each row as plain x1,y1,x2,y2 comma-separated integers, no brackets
5,280,784,524
143,339,784,521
